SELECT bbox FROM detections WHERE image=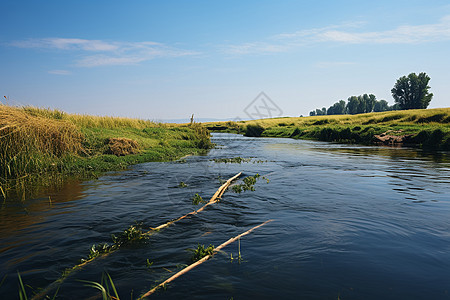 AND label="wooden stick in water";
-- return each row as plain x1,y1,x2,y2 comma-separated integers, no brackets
139,219,274,298
151,172,242,231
